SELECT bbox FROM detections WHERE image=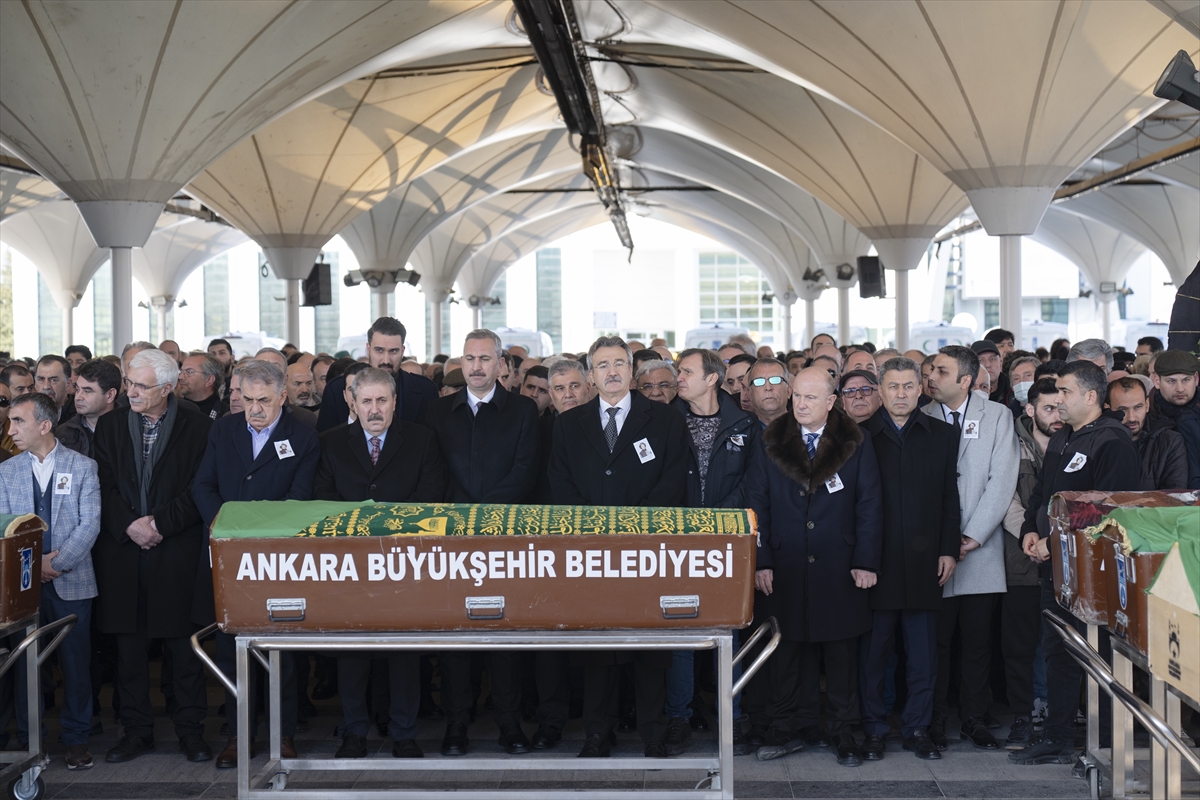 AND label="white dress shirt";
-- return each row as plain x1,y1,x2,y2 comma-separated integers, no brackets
466,384,497,415
599,391,633,437
800,423,826,451
30,442,58,494
940,395,970,426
